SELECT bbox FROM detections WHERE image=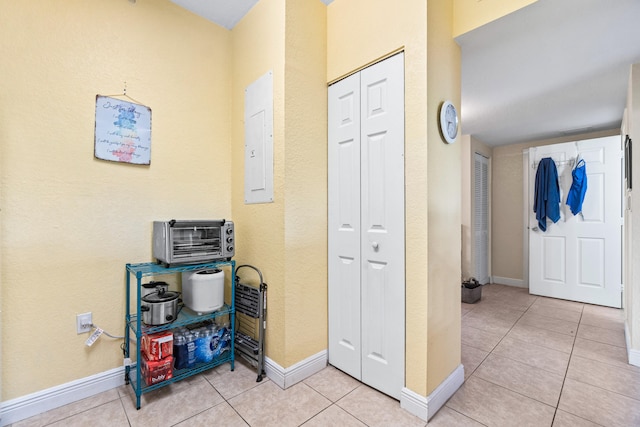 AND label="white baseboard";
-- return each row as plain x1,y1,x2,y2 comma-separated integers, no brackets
400,364,464,421
0,366,126,426
491,276,527,288
629,348,640,367
625,321,640,367
265,349,328,389
0,350,329,426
